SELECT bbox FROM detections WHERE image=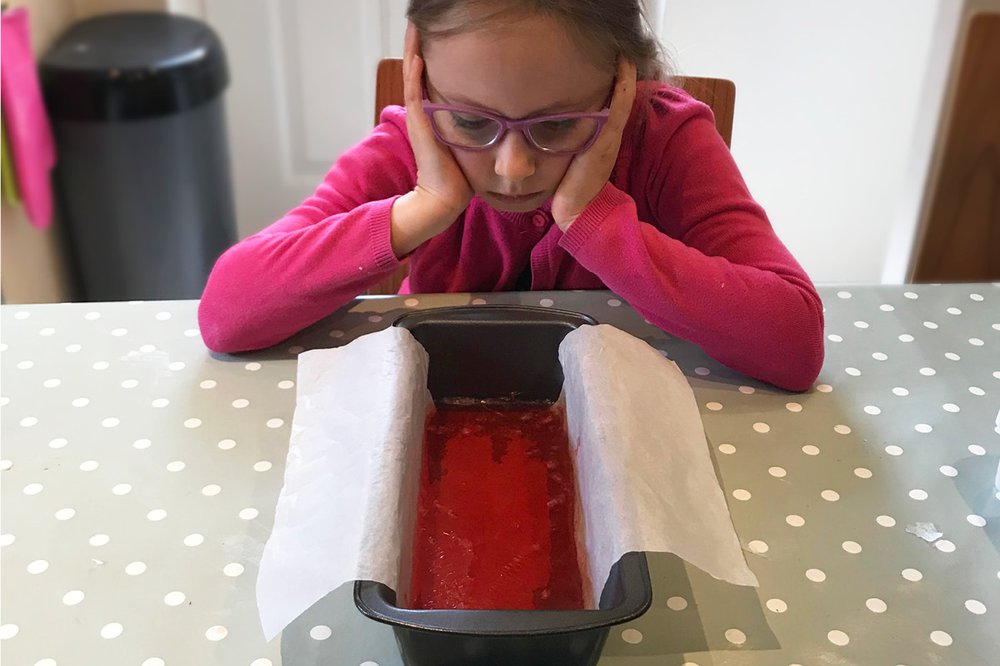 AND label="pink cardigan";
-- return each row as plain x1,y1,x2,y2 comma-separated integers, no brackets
199,82,824,391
